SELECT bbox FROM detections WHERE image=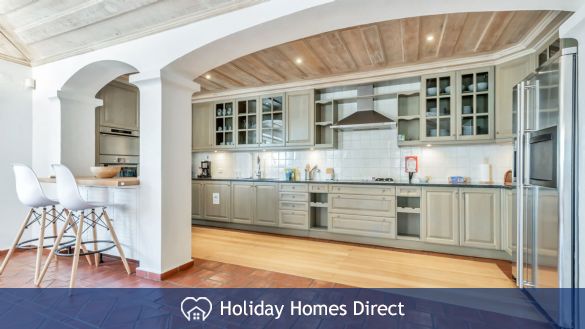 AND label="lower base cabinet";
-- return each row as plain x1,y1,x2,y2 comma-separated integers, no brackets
254,183,279,226
192,182,203,218
459,188,501,249
232,182,255,224
279,210,309,229
203,182,231,222
329,213,396,238
422,187,459,245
